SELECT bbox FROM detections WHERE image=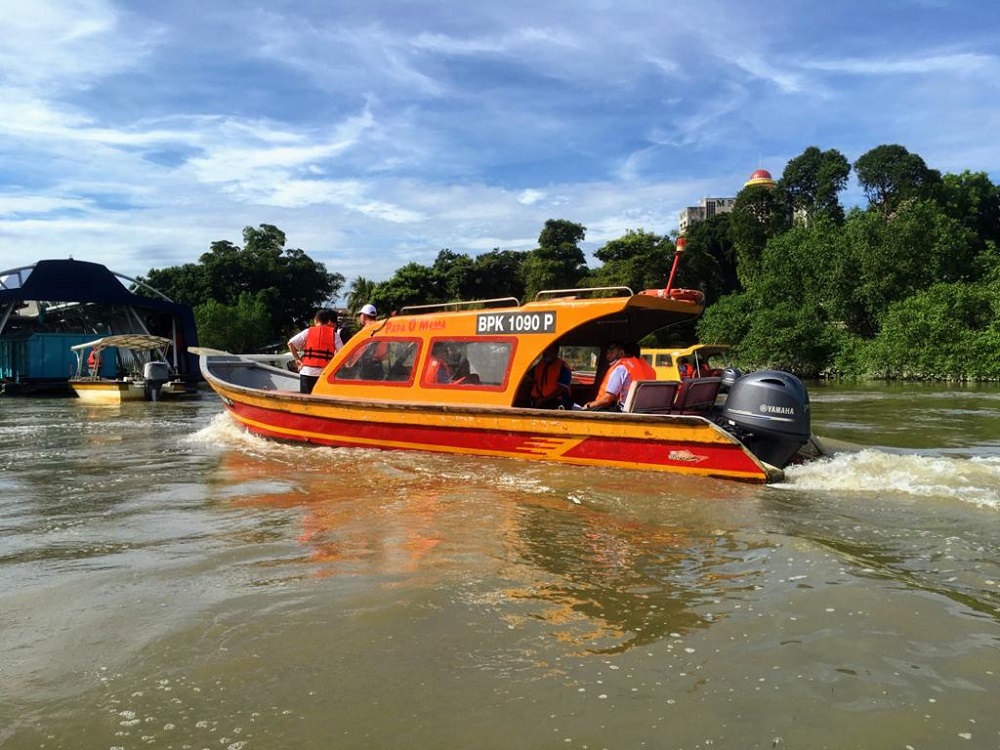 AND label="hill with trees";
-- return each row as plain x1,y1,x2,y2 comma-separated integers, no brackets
143,144,1000,380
